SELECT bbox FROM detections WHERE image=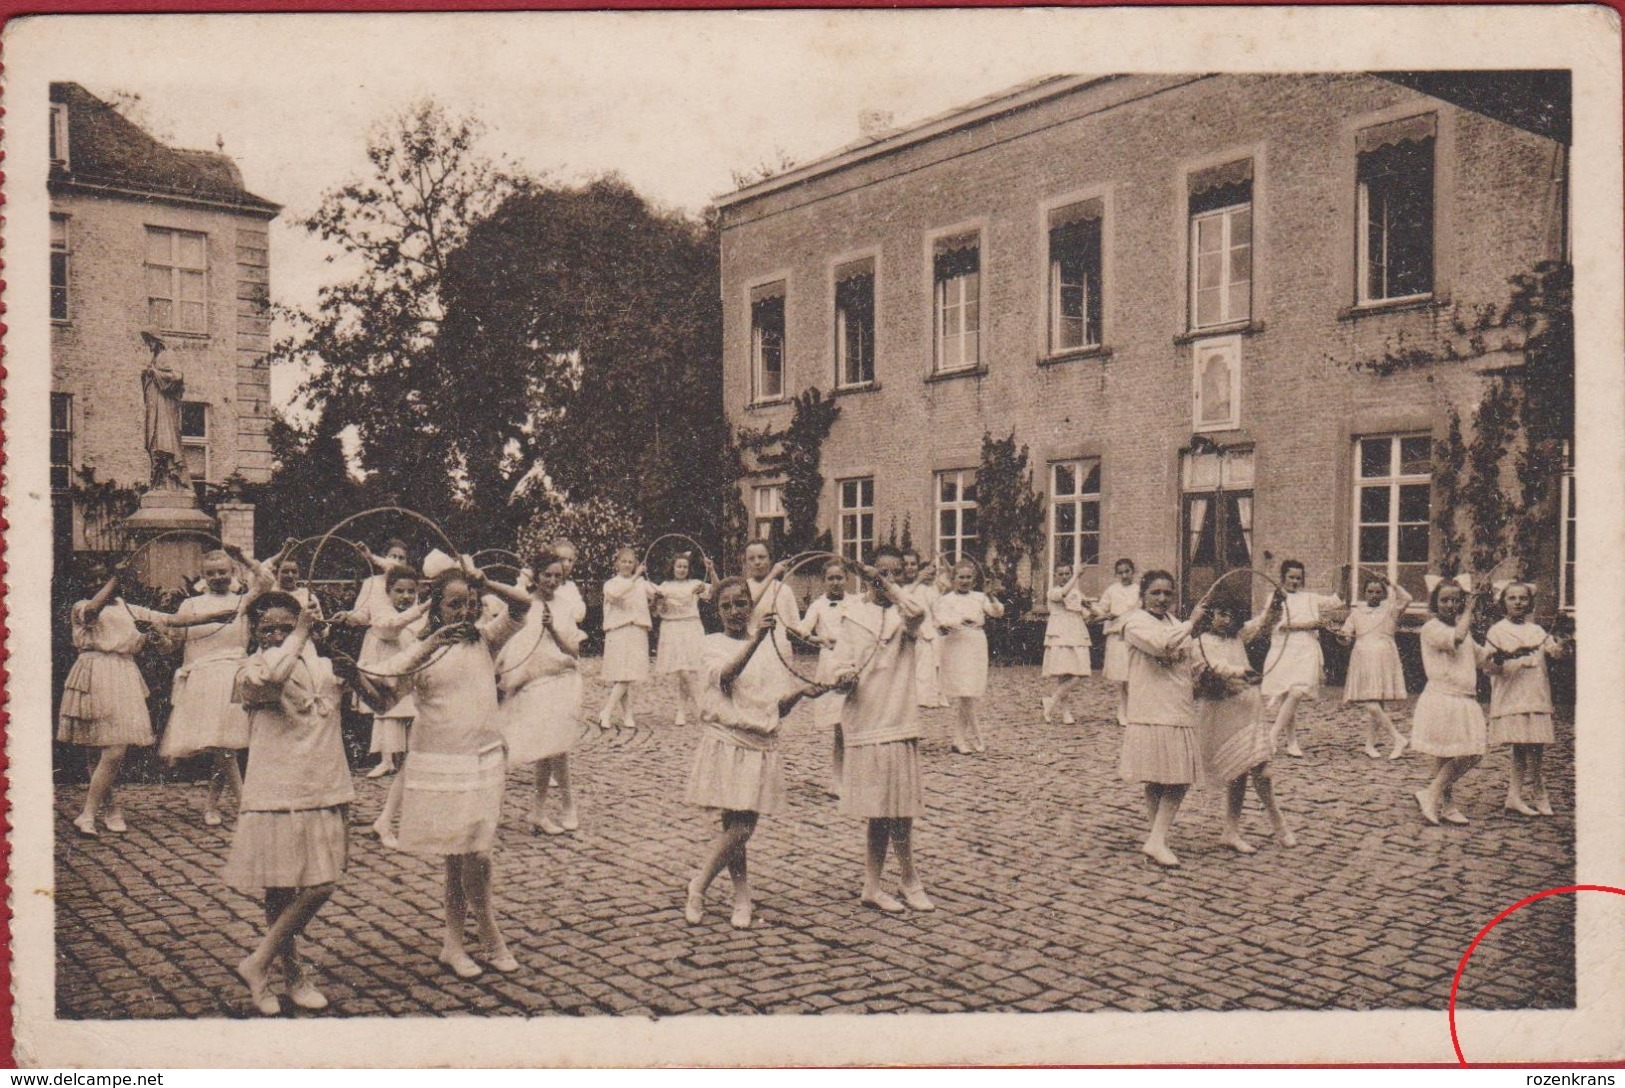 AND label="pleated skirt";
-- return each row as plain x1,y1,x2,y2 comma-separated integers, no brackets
160,657,250,758
397,745,506,856
685,733,783,815
1042,645,1091,677
1102,634,1131,682
221,806,349,893
1261,636,1324,701
838,740,924,819
499,670,583,765
57,653,154,748
1343,642,1407,702
1198,696,1272,784
1410,691,1487,757
602,626,651,683
1488,711,1555,746
368,715,410,756
939,629,989,699
914,639,943,706
1119,723,1200,785
654,618,705,674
